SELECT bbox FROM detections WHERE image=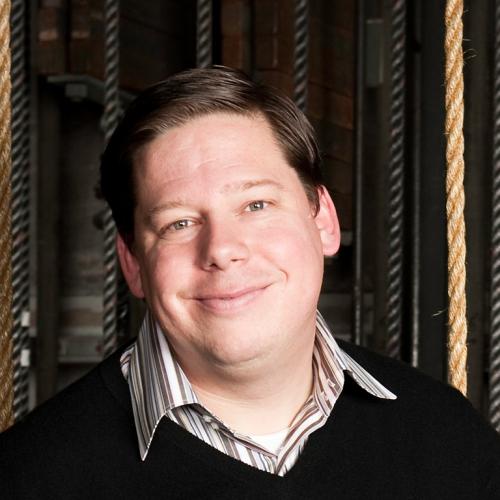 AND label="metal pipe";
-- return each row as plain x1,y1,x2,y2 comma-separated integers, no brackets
197,0,212,68
489,0,500,433
36,86,60,405
293,0,309,112
353,0,365,346
10,0,30,419
411,0,421,368
101,0,121,357
385,0,406,360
